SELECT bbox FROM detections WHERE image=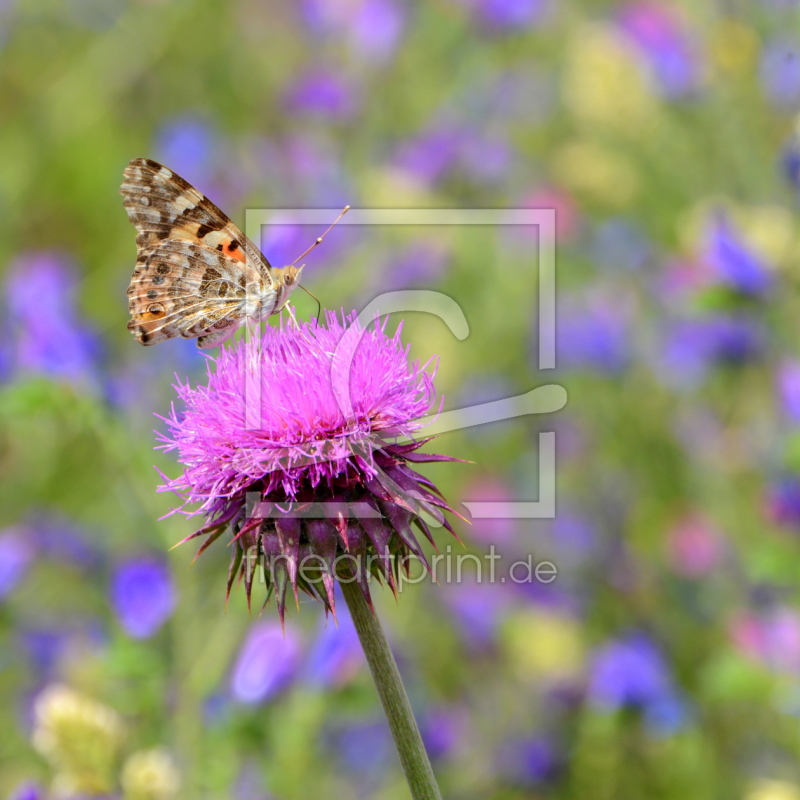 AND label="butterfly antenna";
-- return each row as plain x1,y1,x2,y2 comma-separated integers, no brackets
299,284,322,320
290,205,350,267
